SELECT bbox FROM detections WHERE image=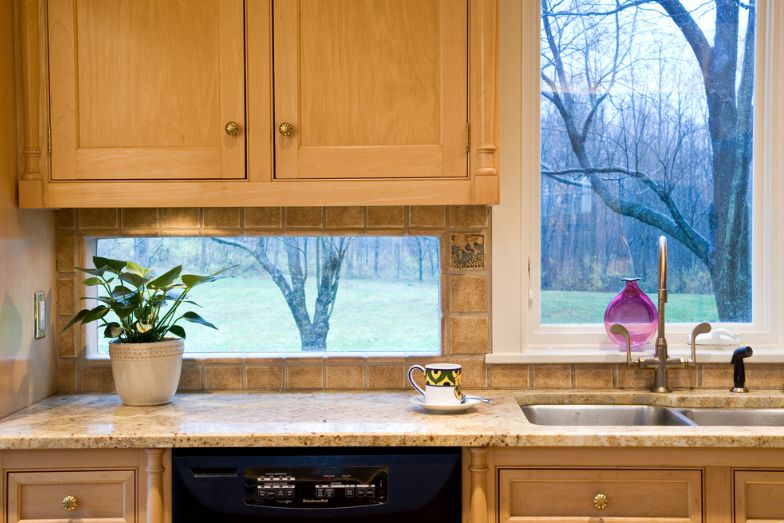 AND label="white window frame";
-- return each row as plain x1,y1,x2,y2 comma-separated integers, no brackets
490,0,784,364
